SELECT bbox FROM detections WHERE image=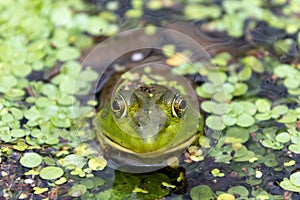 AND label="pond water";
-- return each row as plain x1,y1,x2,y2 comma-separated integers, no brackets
0,0,300,199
